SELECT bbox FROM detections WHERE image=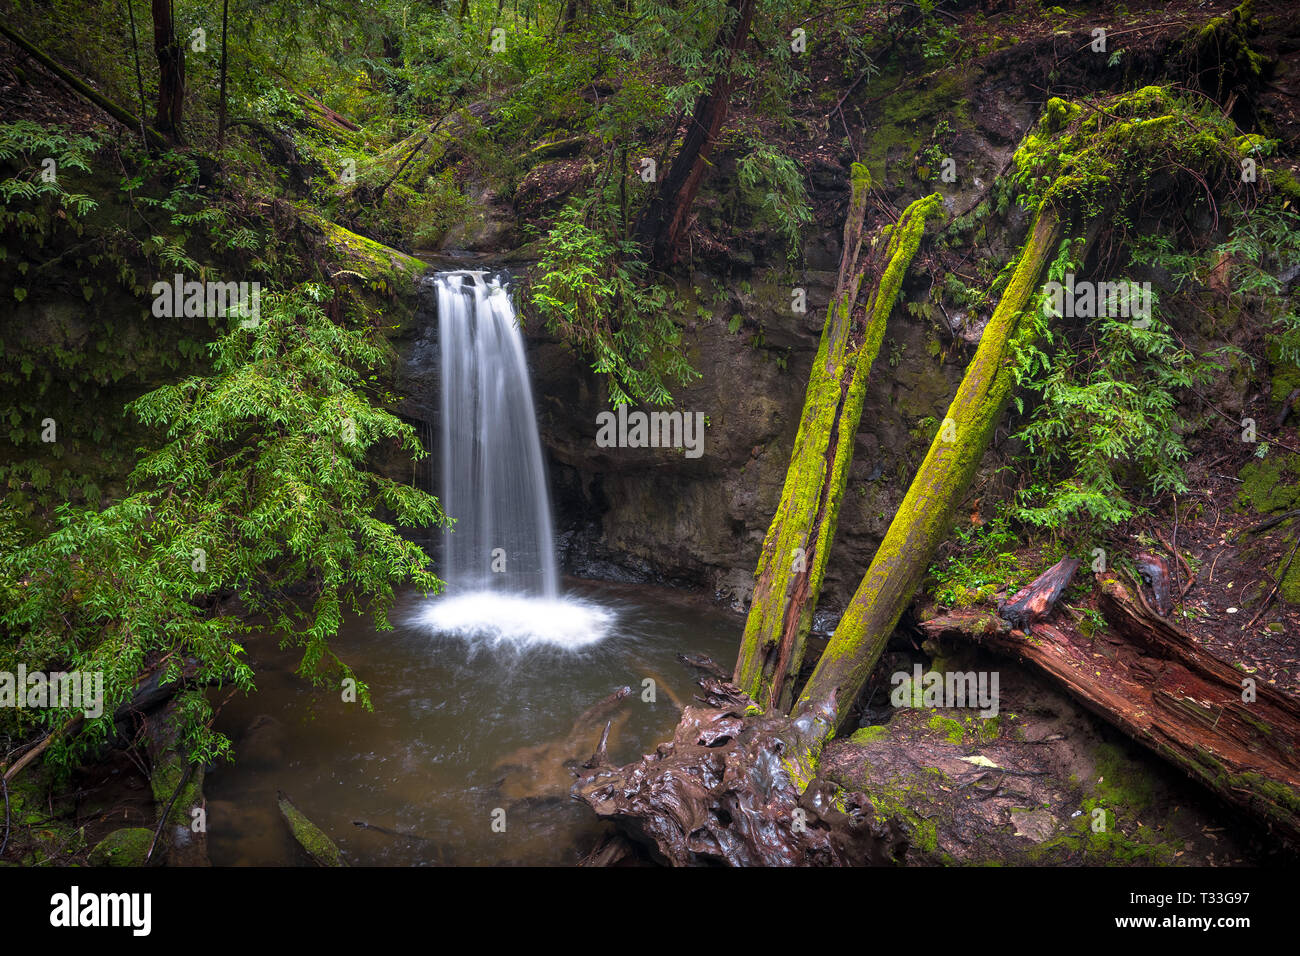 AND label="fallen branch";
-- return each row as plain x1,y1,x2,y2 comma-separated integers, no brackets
278,791,346,866
0,24,166,150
